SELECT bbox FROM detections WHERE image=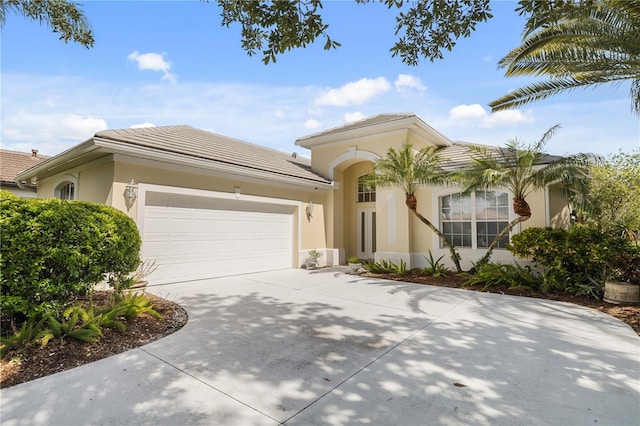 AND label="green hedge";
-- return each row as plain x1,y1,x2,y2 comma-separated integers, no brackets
0,191,141,320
